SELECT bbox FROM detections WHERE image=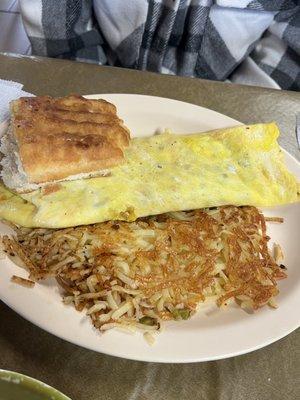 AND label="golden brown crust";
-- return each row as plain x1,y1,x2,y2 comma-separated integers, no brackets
41,183,63,196
11,95,130,184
